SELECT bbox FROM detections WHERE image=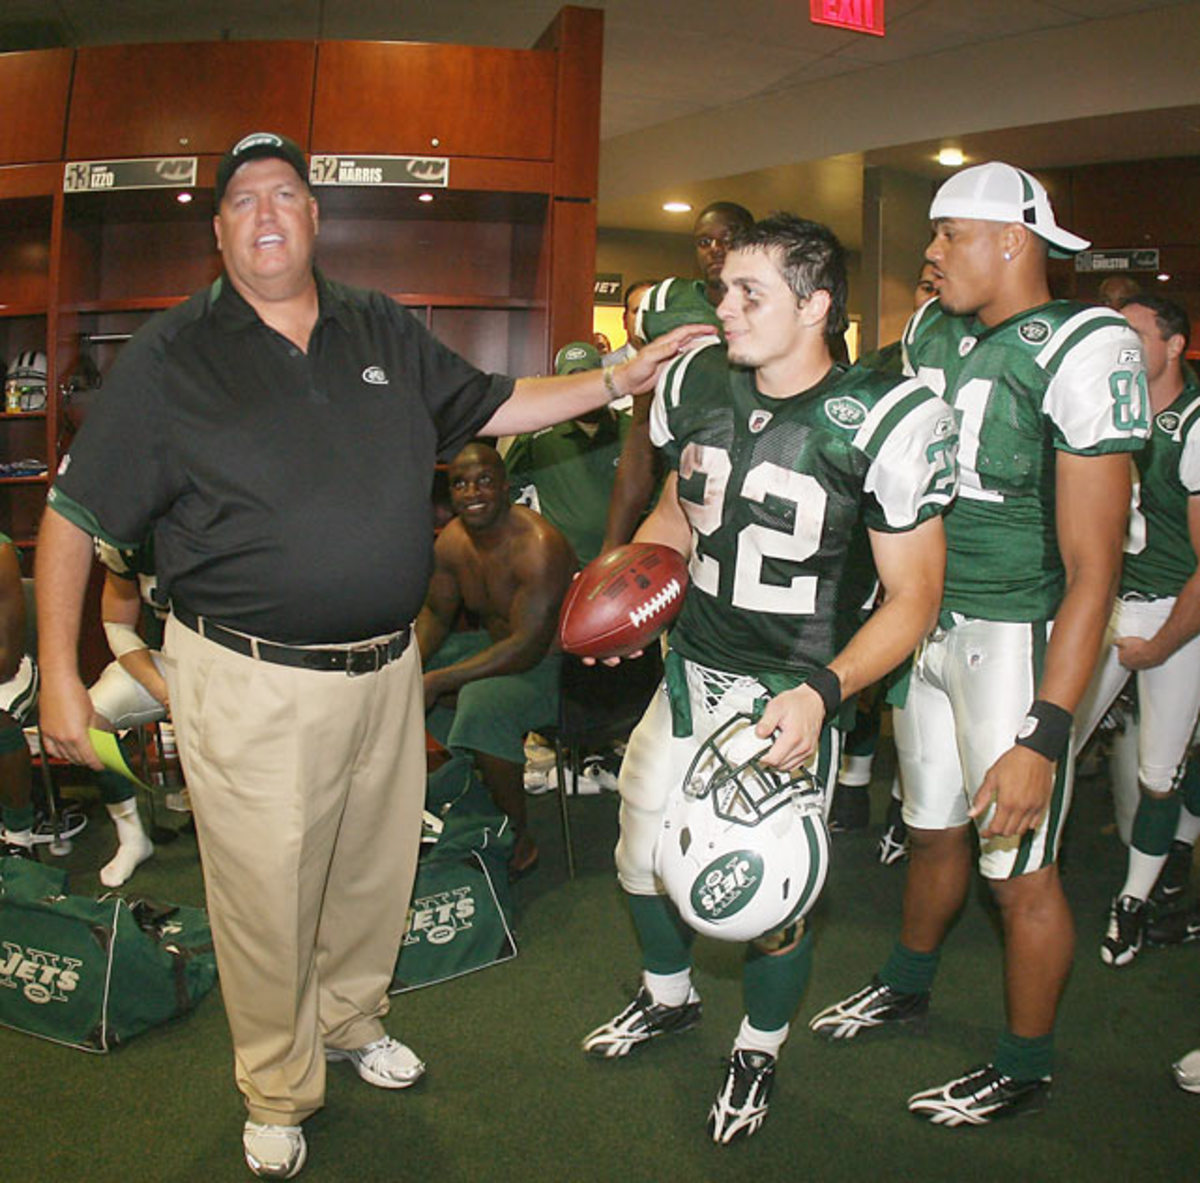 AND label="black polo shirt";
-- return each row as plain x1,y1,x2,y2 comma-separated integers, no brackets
51,271,514,643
